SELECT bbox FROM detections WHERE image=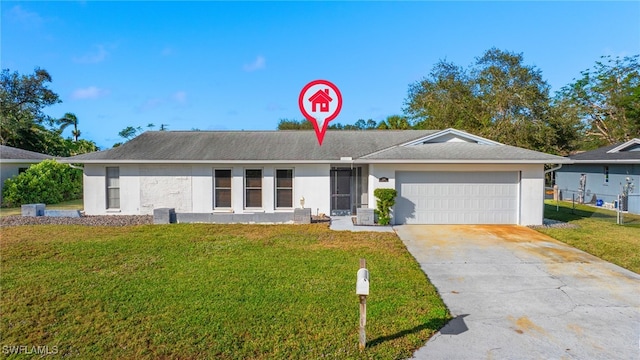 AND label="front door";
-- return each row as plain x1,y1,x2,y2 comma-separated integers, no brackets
331,168,352,216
